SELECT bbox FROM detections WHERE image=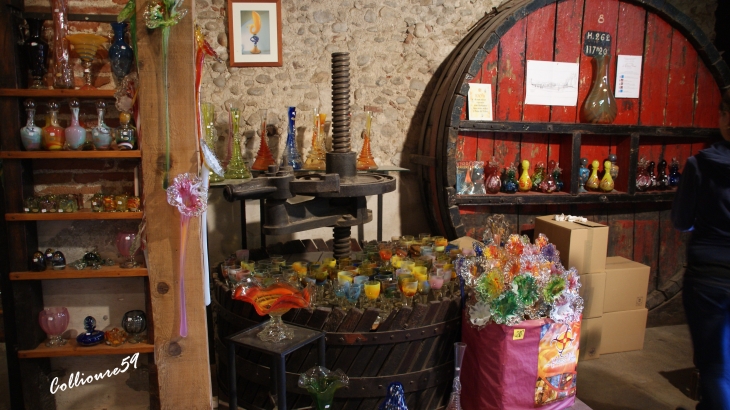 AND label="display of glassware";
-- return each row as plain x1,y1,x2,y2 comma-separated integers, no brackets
39,307,70,347
23,194,139,213
122,310,147,343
